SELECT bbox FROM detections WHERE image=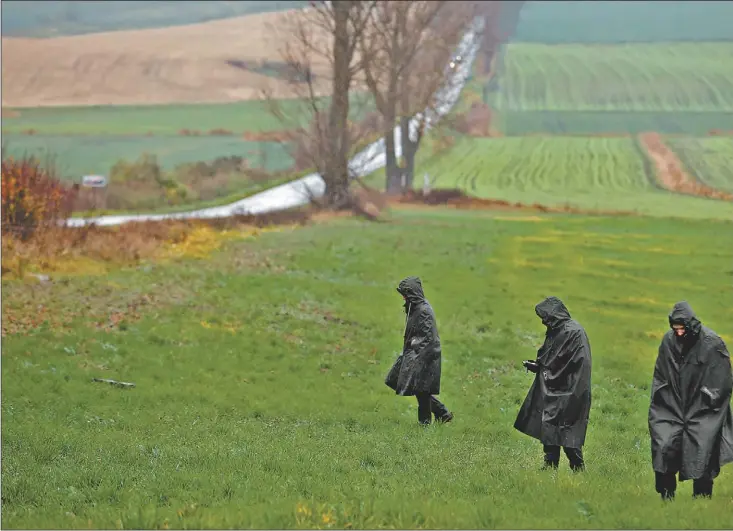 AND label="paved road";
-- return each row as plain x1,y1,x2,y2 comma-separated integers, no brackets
65,18,484,228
